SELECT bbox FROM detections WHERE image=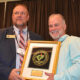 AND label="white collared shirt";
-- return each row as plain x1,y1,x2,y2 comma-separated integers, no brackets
13,25,30,69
